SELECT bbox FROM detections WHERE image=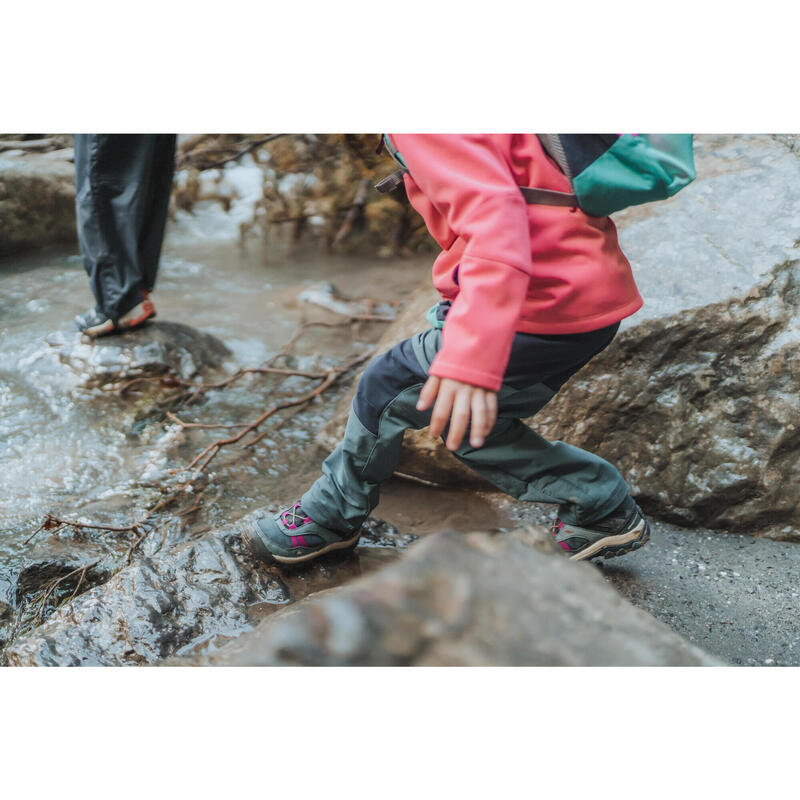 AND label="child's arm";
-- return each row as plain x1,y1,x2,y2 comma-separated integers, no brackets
391,134,534,392
391,134,535,448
